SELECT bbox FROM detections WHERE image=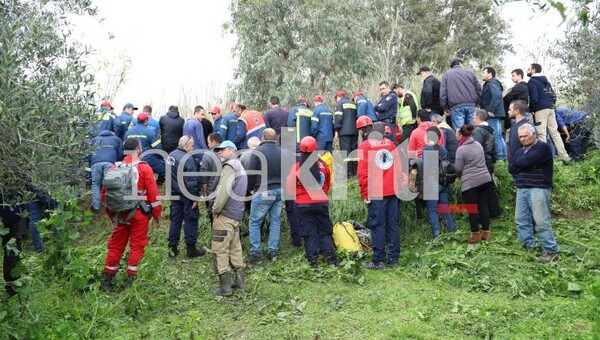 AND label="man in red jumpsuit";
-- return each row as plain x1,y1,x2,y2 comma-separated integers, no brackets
101,138,162,290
